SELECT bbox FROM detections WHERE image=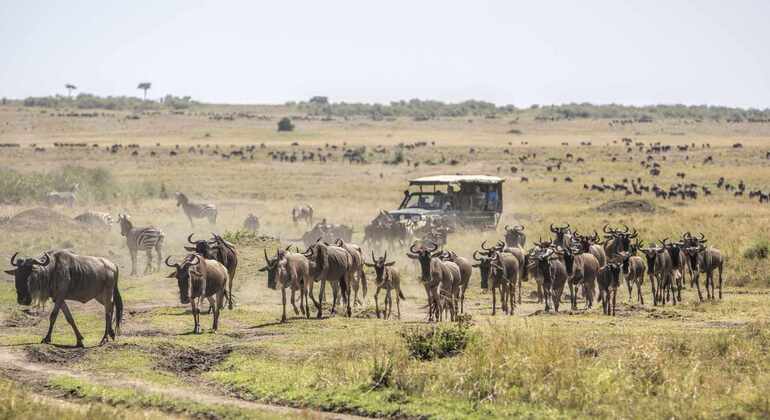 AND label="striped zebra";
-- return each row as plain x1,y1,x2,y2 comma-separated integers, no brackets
118,214,165,276
74,211,114,230
175,192,217,228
